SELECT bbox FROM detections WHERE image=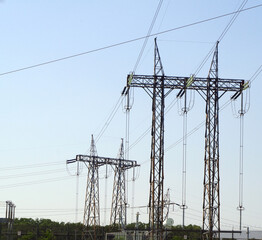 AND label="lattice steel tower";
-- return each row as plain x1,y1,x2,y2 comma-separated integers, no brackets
202,42,220,240
110,138,127,228
83,135,100,233
124,38,170,240
123,39,247,240
67,137,140,240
